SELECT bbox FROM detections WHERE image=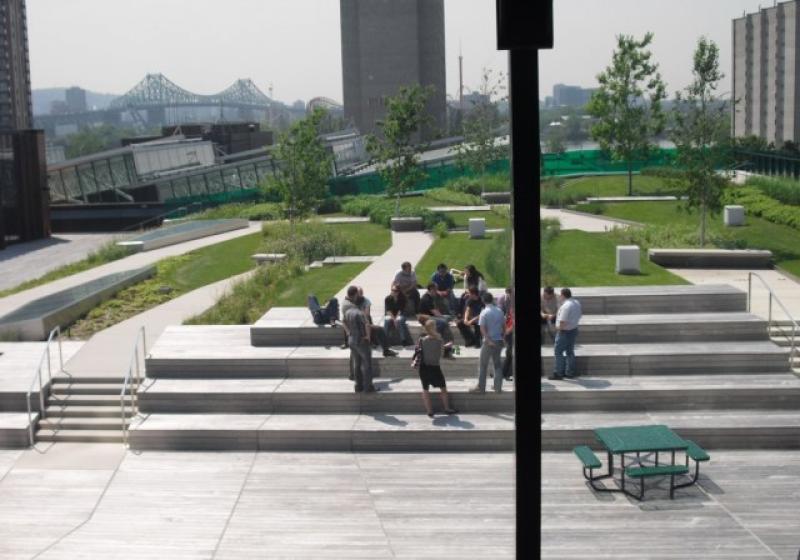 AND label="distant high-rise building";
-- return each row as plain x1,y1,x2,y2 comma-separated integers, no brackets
0,0,33,131
65,87,88,113
340,0,447,140
733,1,800,144
552,84,597,108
